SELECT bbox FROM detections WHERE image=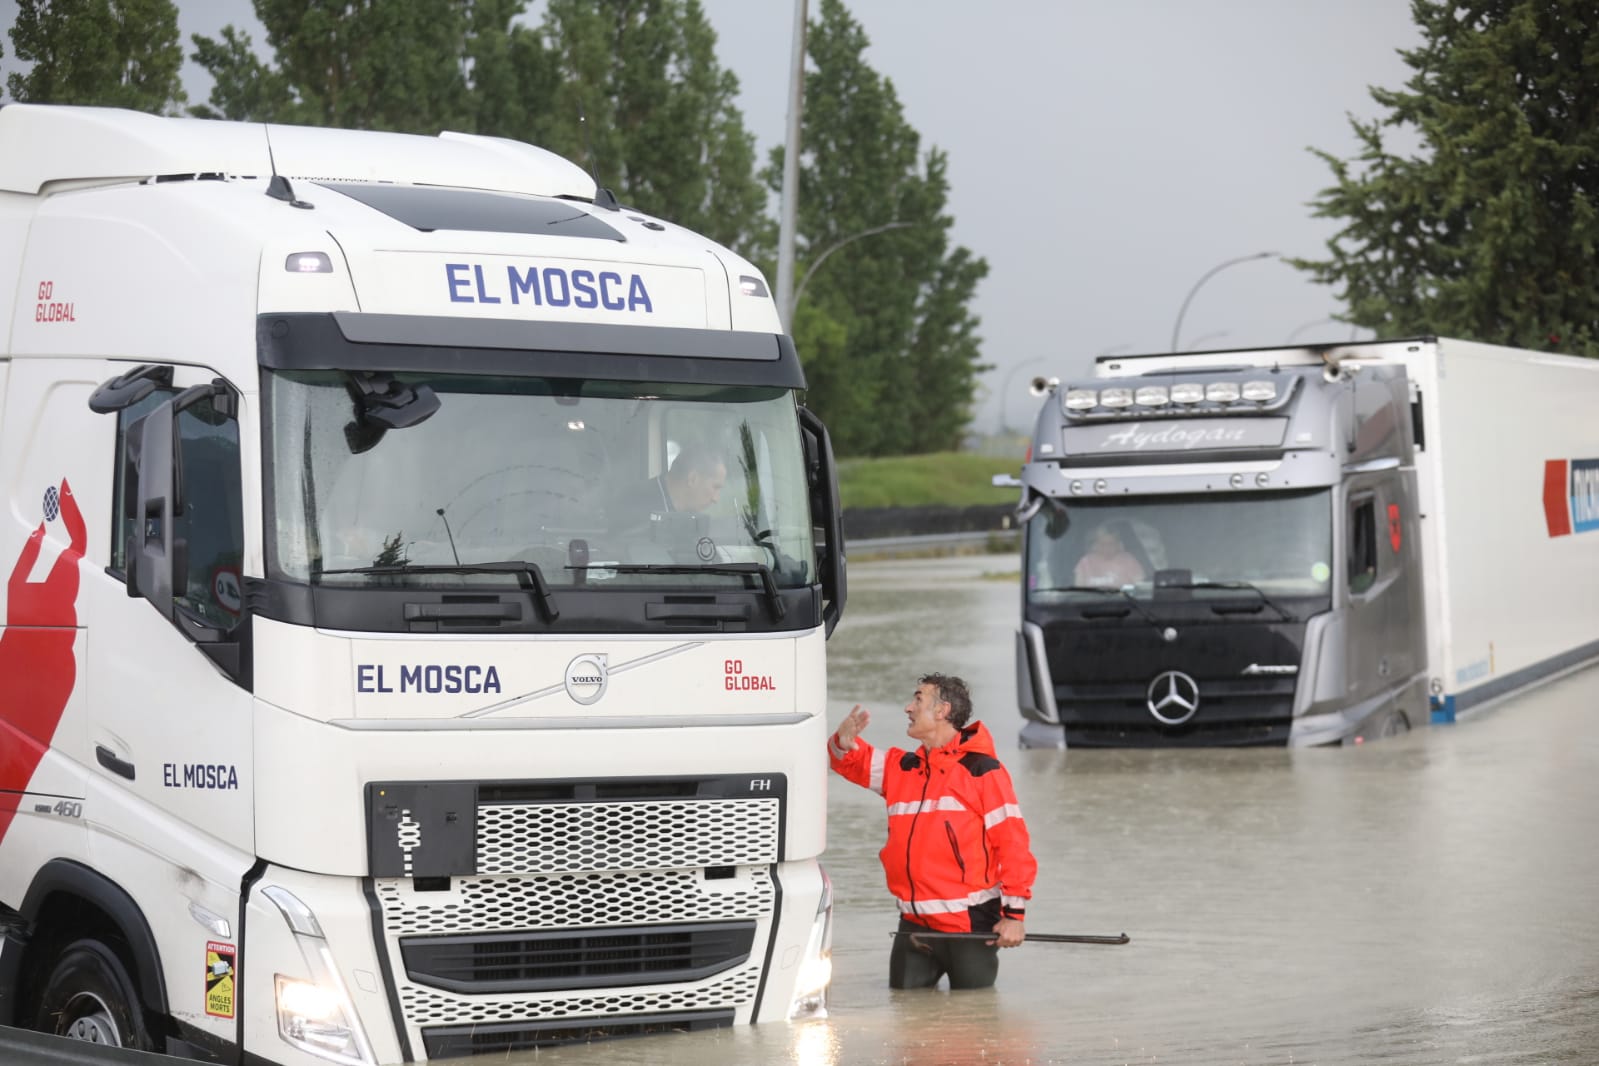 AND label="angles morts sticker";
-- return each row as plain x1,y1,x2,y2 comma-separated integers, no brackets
205,941,236,1018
